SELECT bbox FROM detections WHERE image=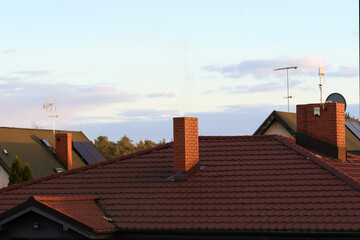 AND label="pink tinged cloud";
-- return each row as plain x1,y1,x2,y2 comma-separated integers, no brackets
11,71,51,76
1,48,16,54
328,66,359,78
0,77,136,127
146,92,176,98
203,56,326,79
221,81,284,94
